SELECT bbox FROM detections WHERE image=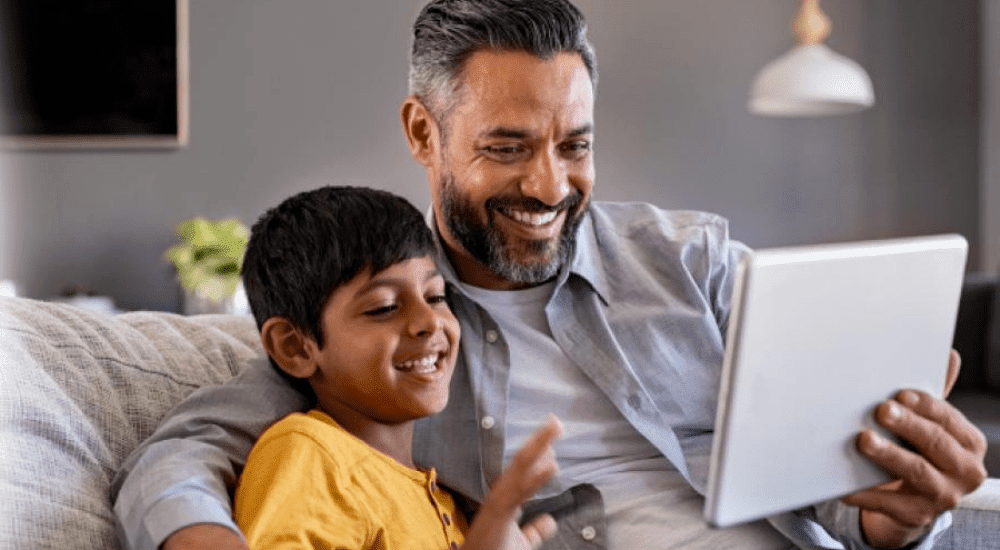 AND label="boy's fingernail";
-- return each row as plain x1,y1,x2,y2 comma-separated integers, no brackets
885,401,902,420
